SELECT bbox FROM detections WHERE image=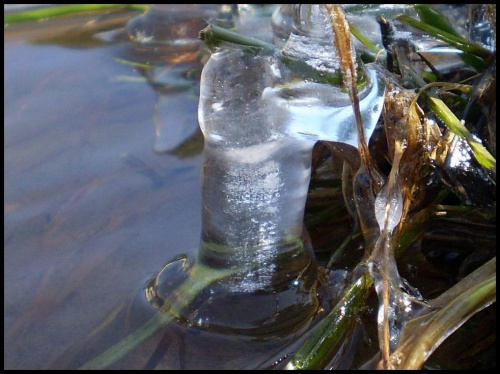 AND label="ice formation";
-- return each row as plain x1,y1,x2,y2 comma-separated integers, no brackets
149,4,386,335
